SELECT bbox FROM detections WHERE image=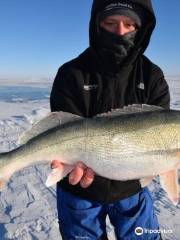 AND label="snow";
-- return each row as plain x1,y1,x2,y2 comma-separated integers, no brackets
0,77,180,240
